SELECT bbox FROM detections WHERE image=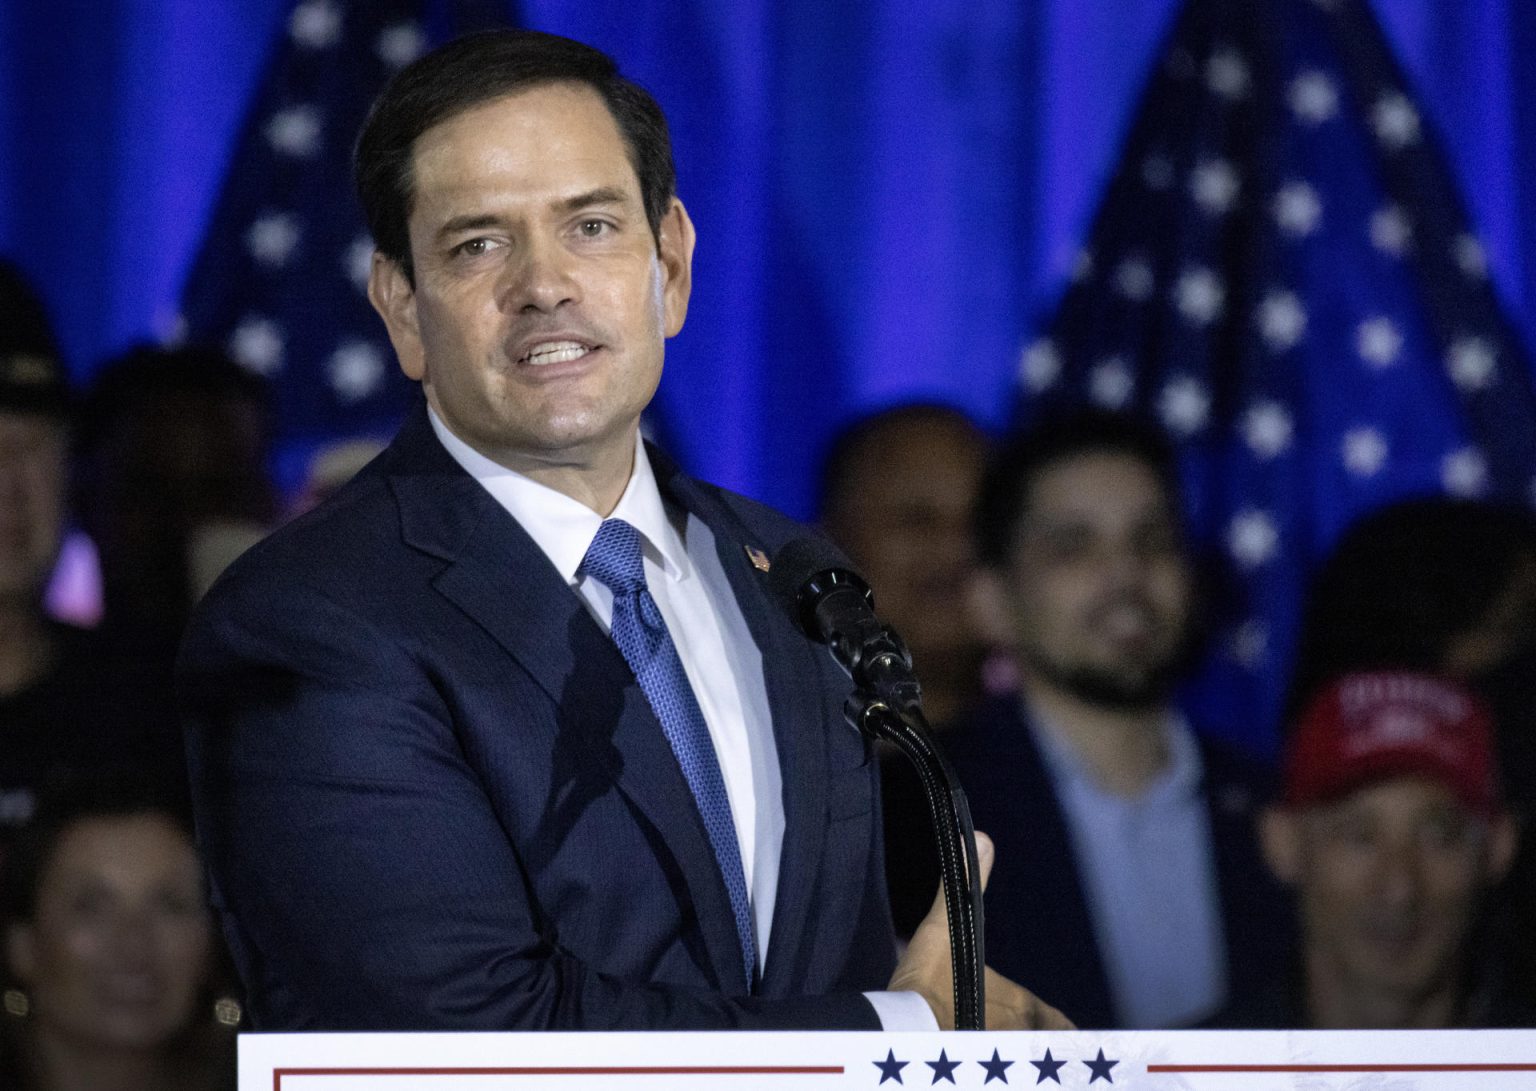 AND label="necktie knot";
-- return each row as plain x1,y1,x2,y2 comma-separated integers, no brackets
581,519,647,596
